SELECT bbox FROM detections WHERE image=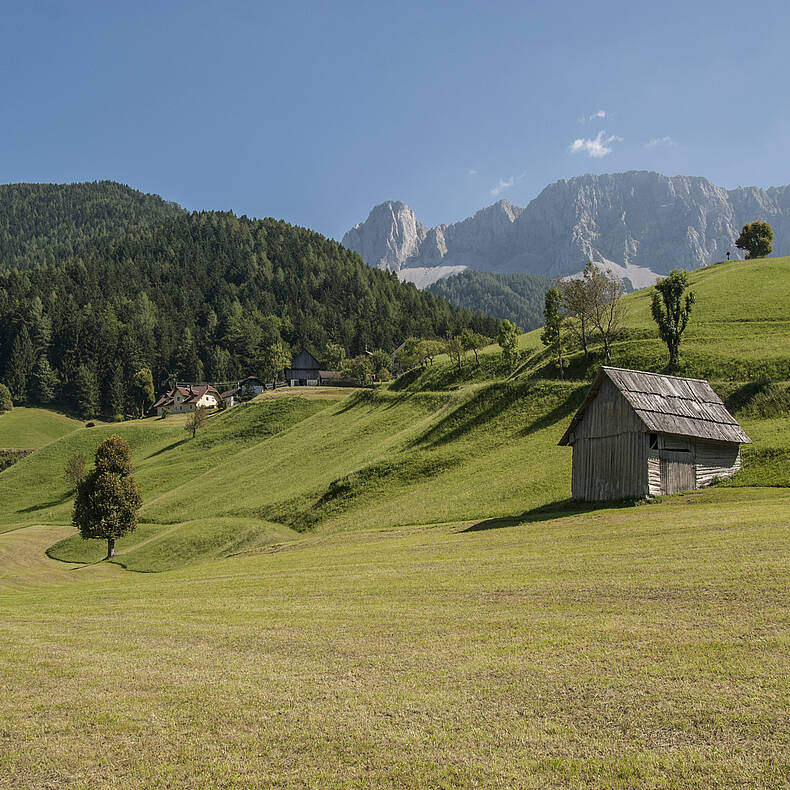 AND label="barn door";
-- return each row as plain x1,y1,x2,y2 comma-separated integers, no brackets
659,450,695,495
